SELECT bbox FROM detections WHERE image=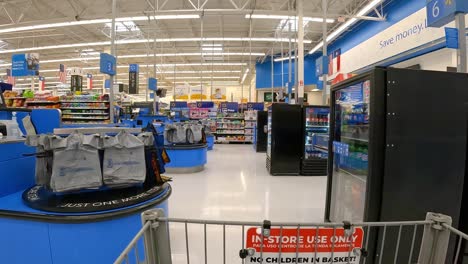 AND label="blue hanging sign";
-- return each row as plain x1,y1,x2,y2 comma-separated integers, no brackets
246,102,264,111
170,101,188,109
445,27,459,49
315,55,329,76
427,0,468,28
196,101,214,108
148,78,157,91
129,64,139,73
220,102,239,112
100,53,116,76
12,53,40,77
105,79,111,89
150,92,154,99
